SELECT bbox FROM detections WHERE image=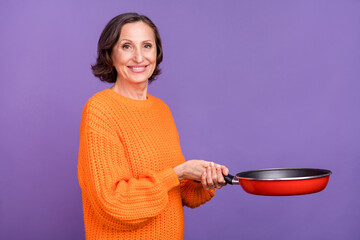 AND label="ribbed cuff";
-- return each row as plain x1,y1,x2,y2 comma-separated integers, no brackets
189,181,216,196
158,168,180,192
208,189,216,197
